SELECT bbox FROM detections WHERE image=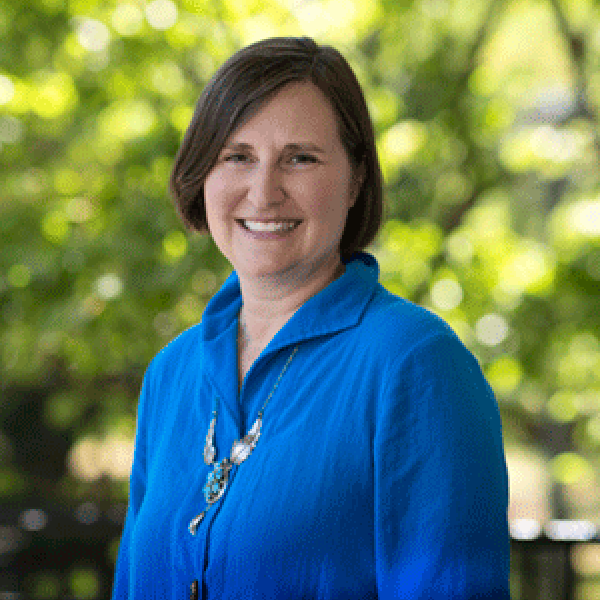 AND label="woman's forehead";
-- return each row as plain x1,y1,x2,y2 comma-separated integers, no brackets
225,82,341,147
